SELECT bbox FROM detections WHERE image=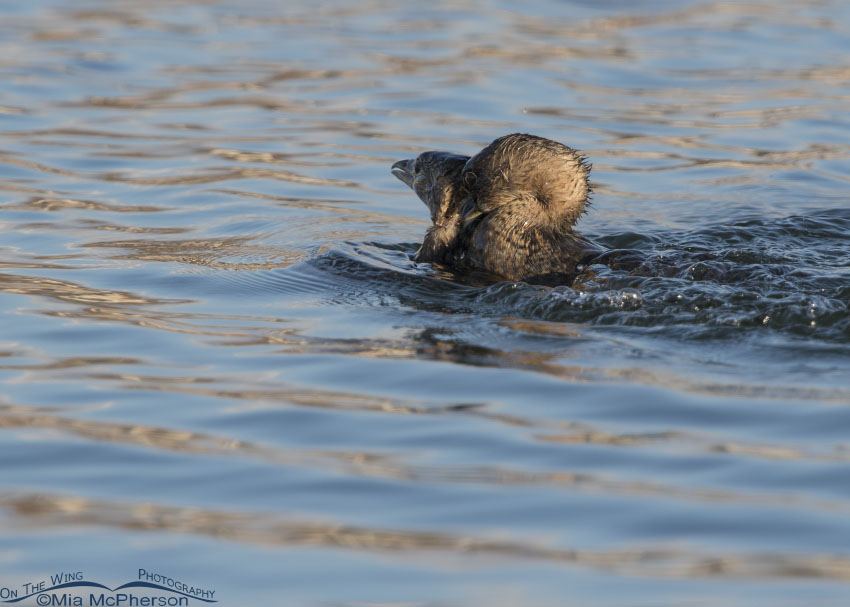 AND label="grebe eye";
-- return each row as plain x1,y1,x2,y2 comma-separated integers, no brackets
463,171,477,187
